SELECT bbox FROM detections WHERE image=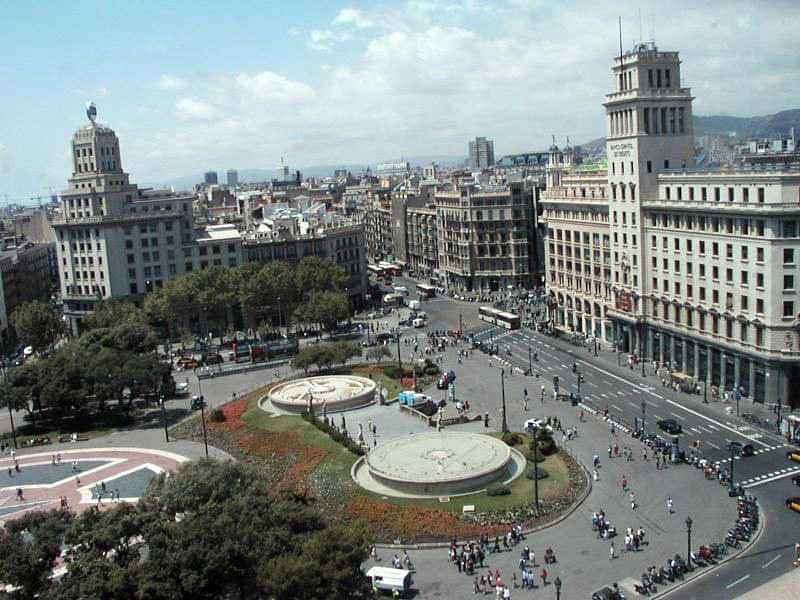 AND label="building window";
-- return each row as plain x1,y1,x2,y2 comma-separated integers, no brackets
784,248,795,264
756,298,764,314
646,160,652,173
784,301,794,318
130,283,138,294
741,295,748,310
784,274,795,290
757,187,765,203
